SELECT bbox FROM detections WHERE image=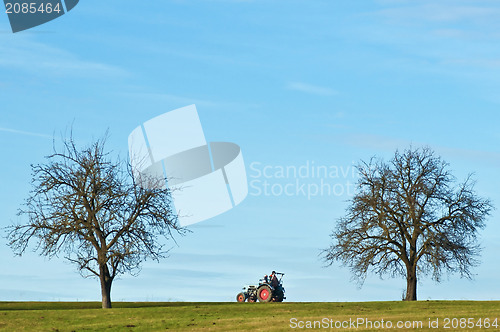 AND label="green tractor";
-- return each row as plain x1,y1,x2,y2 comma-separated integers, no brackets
236,272,286,303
